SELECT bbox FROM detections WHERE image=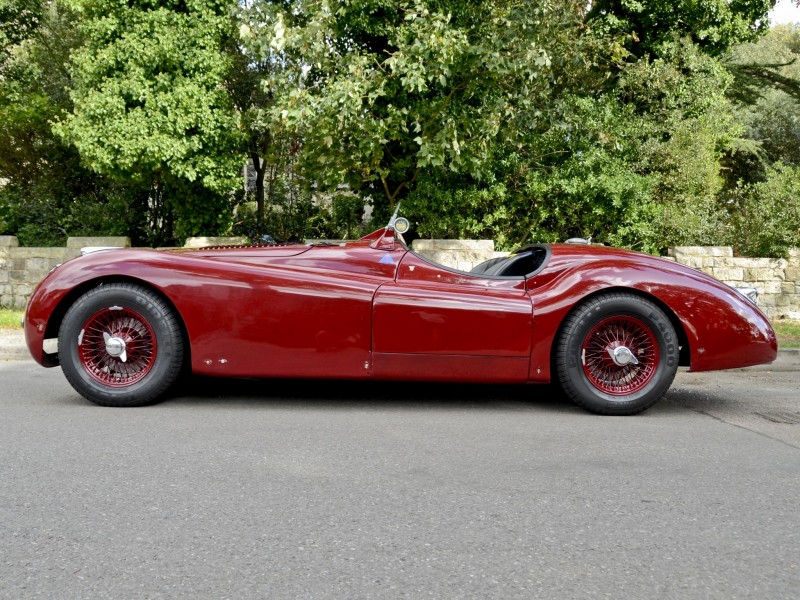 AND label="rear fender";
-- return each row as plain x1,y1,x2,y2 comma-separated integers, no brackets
526,260,776,382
